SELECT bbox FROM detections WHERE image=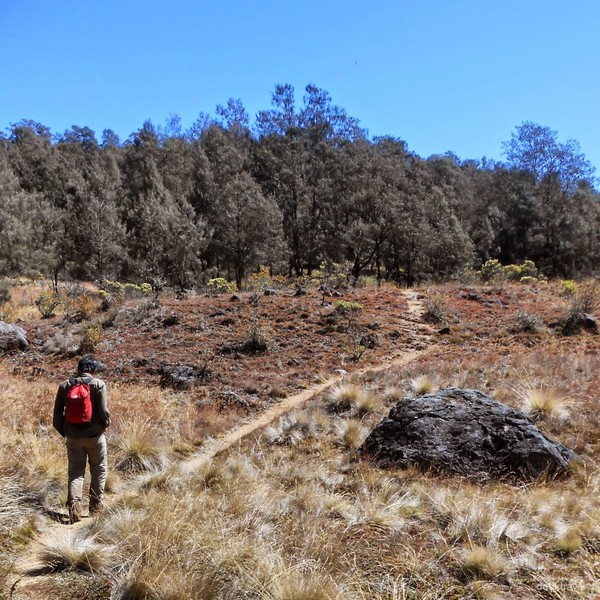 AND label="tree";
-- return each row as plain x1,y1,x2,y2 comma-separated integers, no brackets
215,173,284,289
502,122,597,275
502,121,595,194
255,84,365,276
